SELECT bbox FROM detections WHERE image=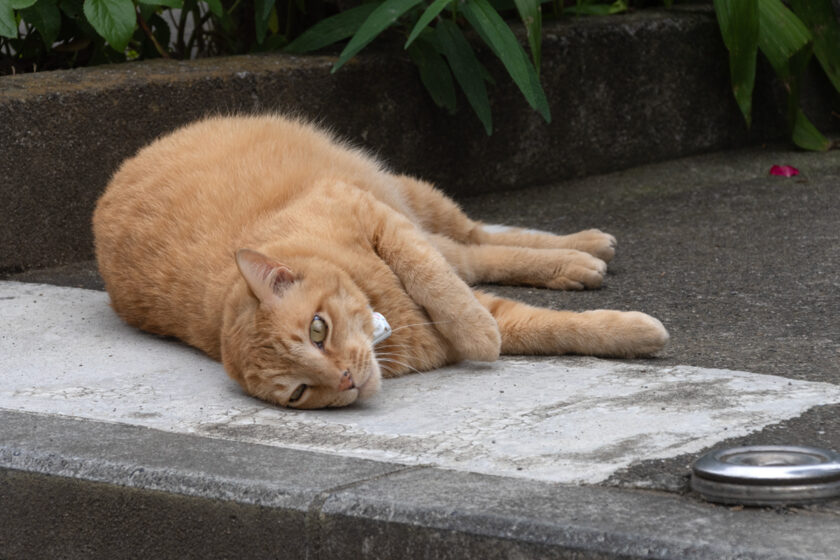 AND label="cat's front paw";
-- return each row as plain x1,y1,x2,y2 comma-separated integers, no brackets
547,250,607,290
562,229,617,262
444,304,501,362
